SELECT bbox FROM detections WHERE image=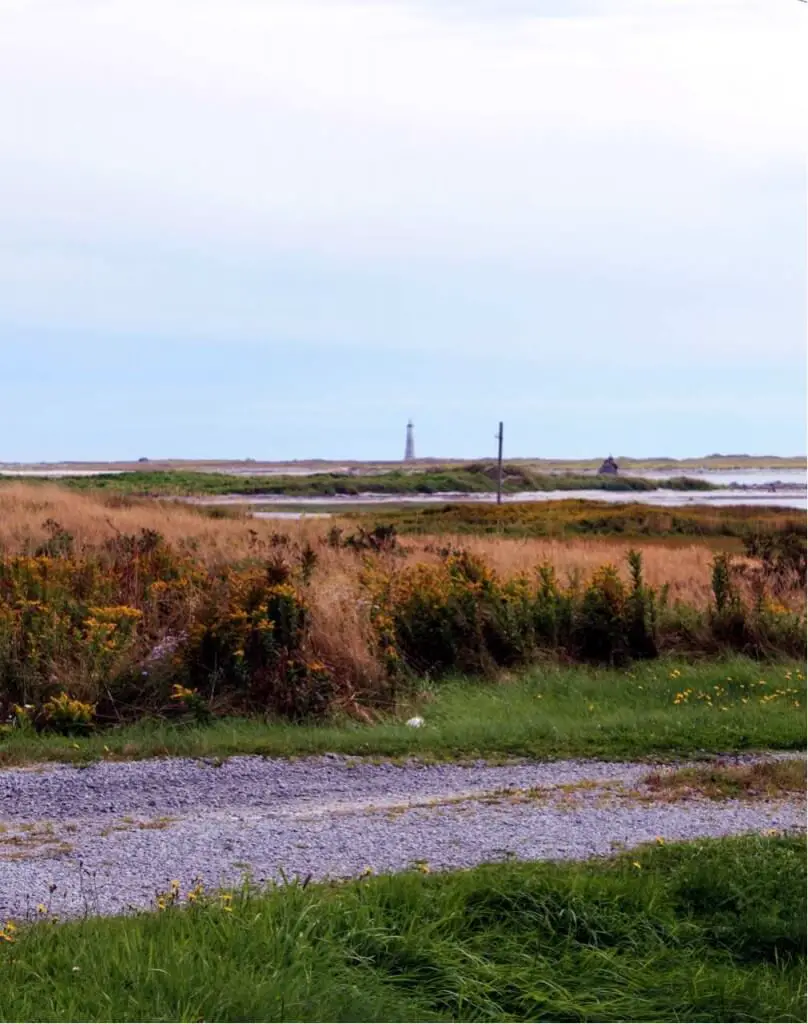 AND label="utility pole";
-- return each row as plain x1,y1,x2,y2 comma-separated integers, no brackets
496,421,504,505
